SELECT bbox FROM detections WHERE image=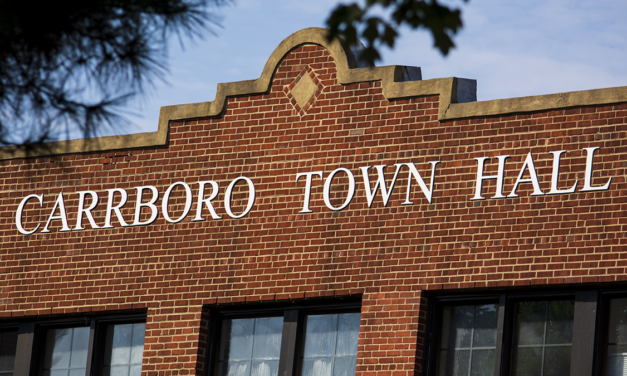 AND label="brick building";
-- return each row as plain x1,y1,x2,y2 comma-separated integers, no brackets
1,28,626,376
